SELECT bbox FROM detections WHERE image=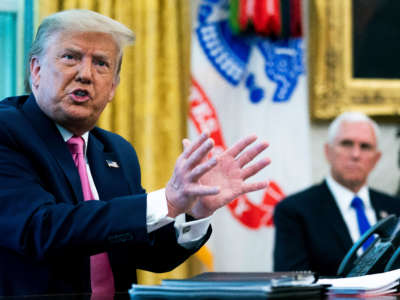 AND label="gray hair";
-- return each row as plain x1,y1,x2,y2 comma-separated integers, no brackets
327,111,380,146
25,9,135,92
